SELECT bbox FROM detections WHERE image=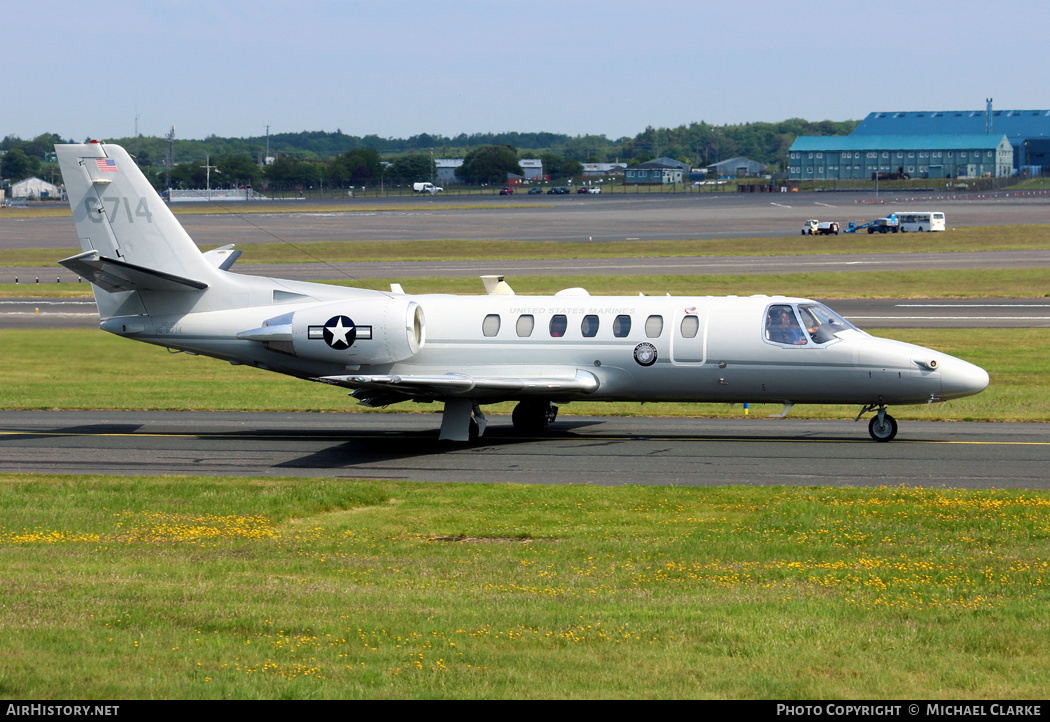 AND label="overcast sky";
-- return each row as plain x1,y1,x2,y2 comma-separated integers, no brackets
5,0,1045,143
